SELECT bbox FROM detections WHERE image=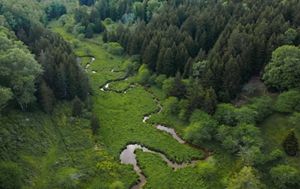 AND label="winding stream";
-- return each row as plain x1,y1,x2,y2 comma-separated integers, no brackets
90,57,211,189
